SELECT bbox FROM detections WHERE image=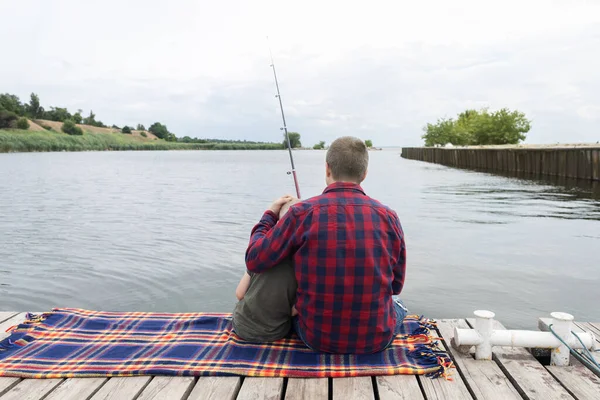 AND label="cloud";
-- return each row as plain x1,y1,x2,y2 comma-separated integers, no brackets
1,0,599,146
